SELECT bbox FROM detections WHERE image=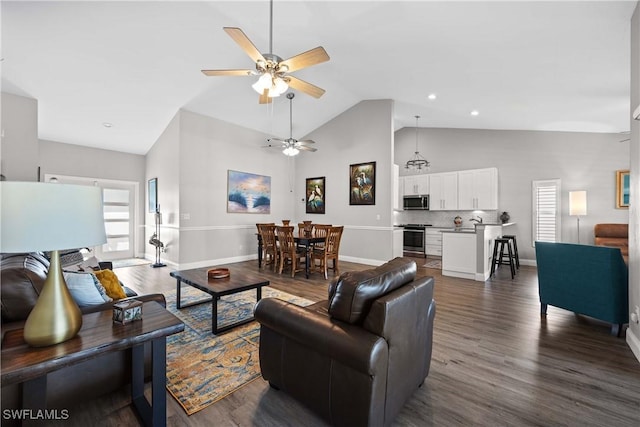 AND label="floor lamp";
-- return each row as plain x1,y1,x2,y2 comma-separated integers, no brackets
569,190,587,243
